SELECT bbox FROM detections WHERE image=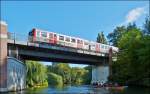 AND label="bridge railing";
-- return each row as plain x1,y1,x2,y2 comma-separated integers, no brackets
8,32,28,42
